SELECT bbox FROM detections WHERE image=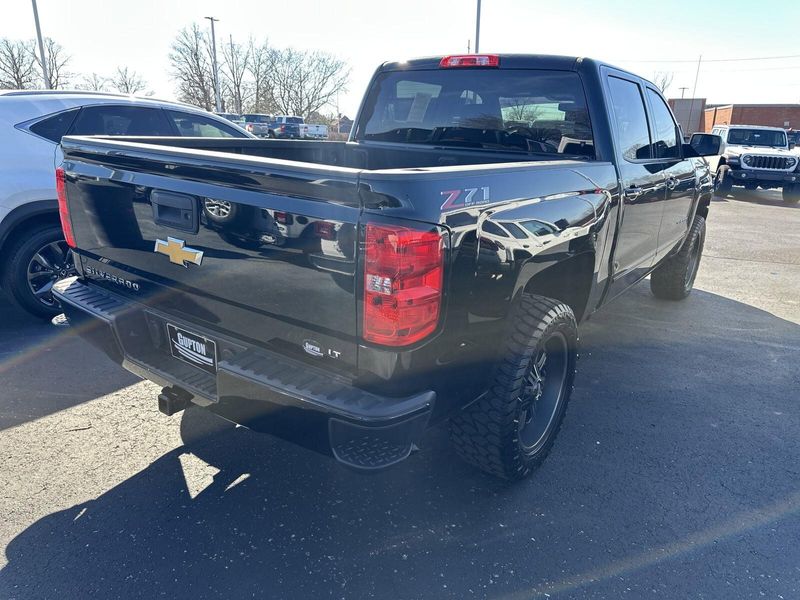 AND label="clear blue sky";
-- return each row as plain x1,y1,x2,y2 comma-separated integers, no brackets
3,0,800,115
